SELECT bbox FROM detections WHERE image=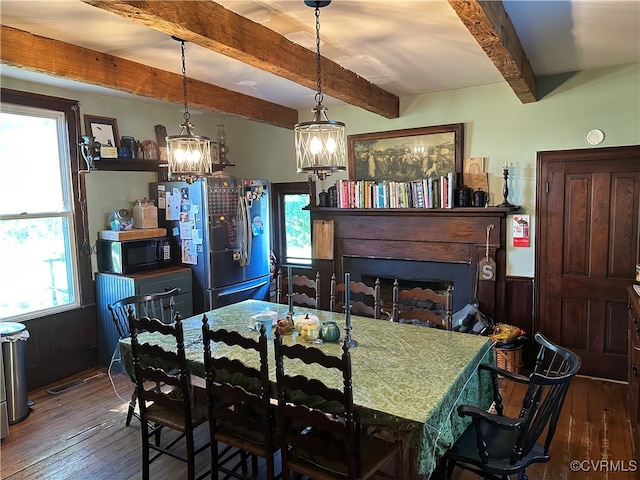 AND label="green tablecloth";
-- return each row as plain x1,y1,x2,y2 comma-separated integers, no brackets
120,299,493,477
